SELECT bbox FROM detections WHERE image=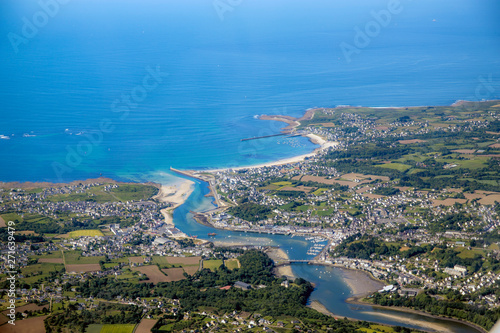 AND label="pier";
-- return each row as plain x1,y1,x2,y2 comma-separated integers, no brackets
241,133,287,141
